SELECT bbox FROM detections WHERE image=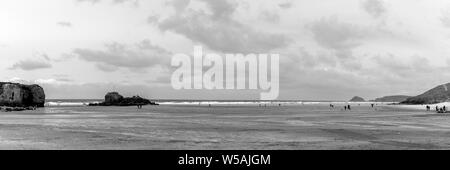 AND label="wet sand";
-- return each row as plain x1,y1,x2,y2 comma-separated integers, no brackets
0,104,450,150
